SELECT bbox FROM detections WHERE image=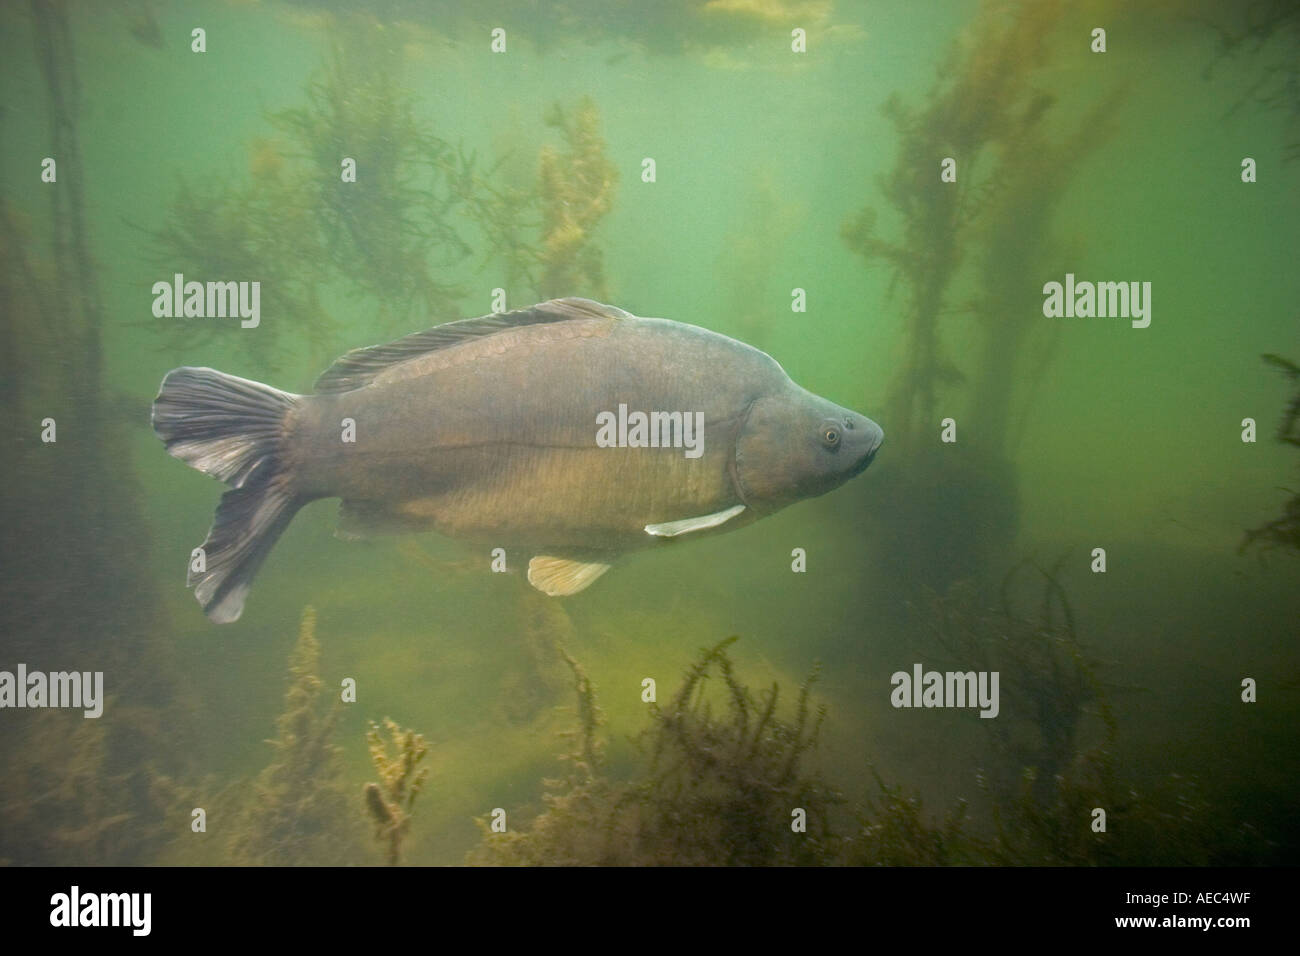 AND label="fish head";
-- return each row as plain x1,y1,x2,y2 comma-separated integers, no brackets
733,386,883,510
